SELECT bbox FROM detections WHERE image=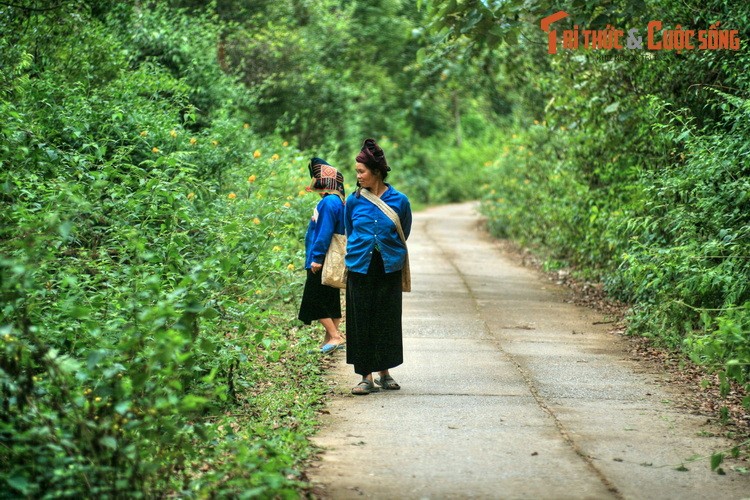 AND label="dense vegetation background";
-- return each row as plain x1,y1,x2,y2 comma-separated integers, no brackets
1,0,748,496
